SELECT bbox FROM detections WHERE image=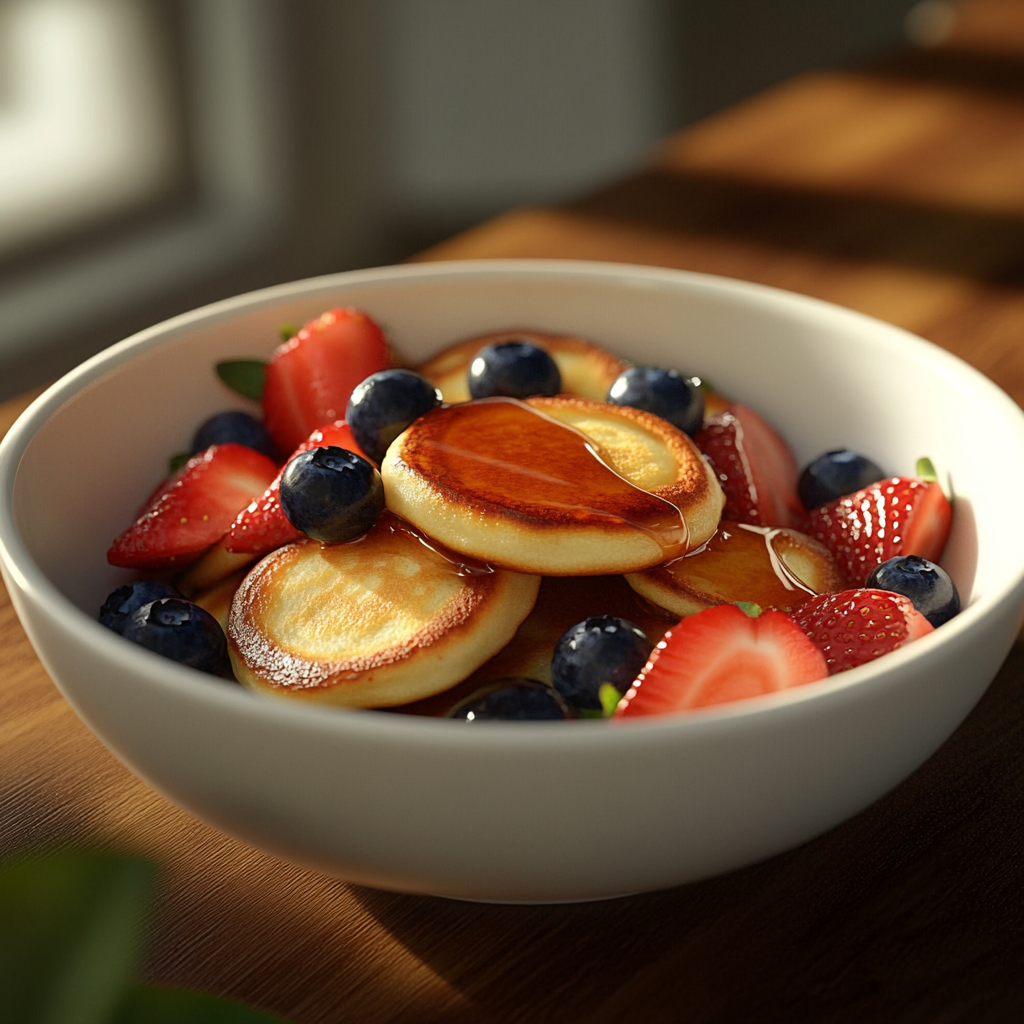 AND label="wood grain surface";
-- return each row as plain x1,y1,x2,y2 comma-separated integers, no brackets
5,2,1024,1020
